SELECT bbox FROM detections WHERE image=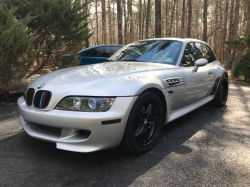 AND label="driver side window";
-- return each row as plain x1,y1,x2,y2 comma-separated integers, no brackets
180,43,196,67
